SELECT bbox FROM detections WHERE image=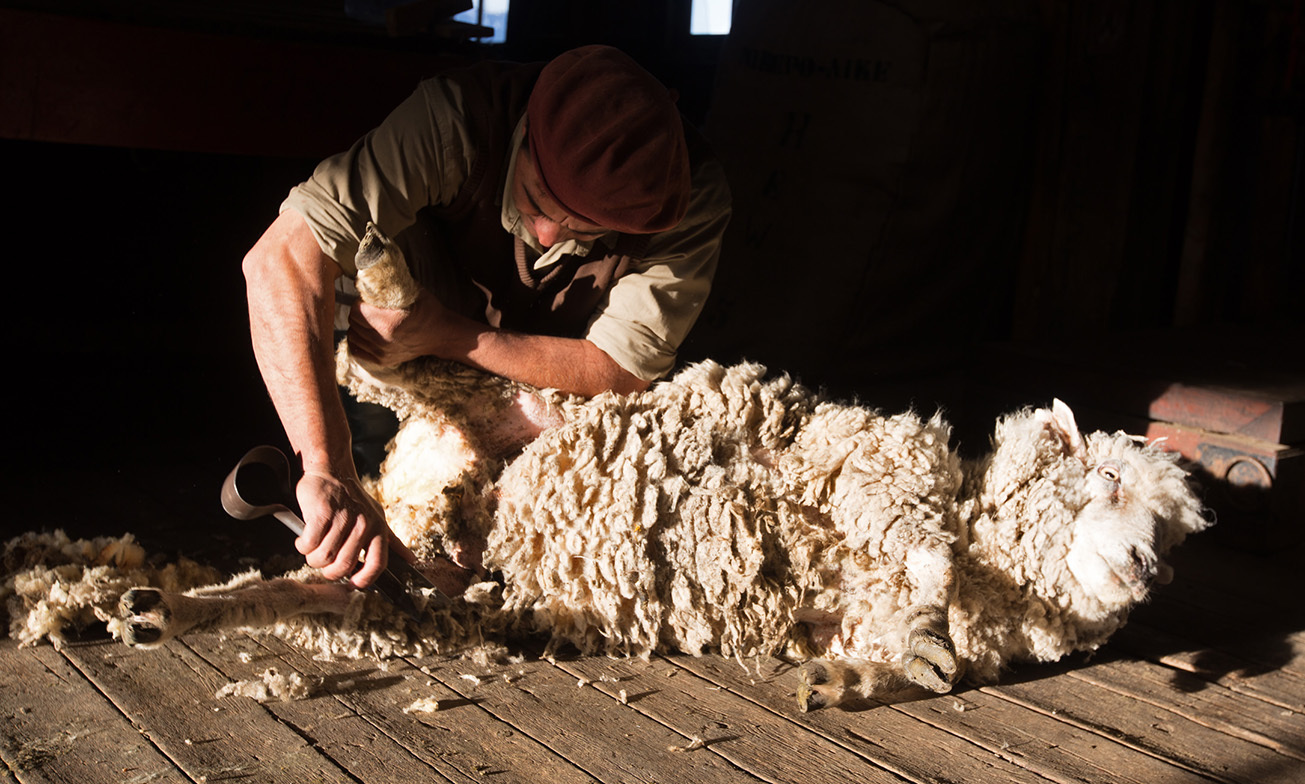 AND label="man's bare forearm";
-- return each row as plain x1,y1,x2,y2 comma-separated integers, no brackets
466,328,649,397
242,211,356,477
420,304,649,397
350,289,650,398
